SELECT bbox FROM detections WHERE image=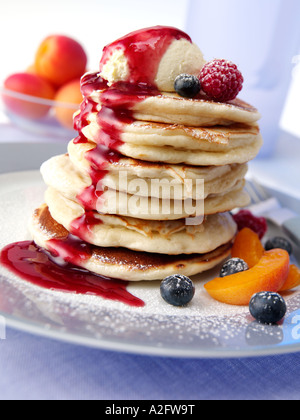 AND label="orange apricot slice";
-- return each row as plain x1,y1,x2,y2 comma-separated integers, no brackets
204,249,290,306
280,264,300,292
231,228,264,268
